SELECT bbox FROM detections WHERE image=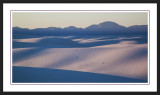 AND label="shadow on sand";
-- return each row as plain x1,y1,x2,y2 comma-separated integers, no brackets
12,35,147,48
13,66,147,83
12,35,148,64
